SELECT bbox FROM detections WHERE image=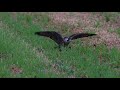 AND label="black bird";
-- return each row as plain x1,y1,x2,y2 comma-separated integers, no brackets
35,31,96,51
